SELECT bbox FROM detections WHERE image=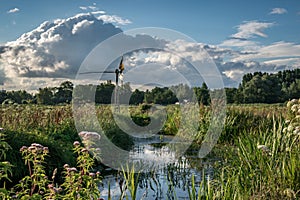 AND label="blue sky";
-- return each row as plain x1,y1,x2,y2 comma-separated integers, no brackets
1,0,300,44
0,0,300,90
